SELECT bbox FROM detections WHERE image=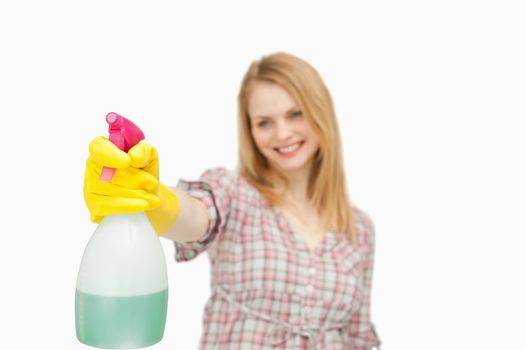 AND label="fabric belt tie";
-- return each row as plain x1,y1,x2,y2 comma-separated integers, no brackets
215,285,349,349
